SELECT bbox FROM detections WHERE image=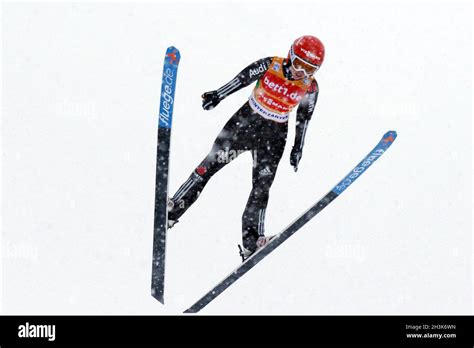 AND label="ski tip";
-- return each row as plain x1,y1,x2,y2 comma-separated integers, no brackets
382,130,397,143
165,46,181,65
167,45,180,52
183,308,196,314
